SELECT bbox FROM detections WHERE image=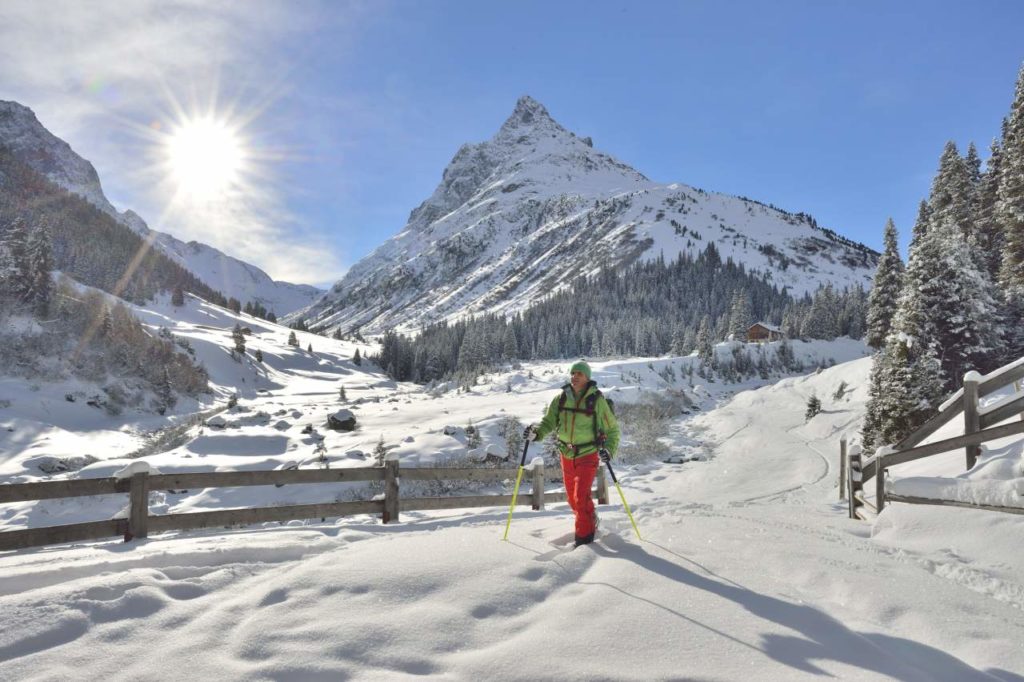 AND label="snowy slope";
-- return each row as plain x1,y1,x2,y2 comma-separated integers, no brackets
298,96,878,334
2,347,1023,679
0,100,322,315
